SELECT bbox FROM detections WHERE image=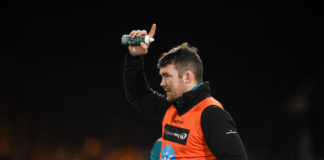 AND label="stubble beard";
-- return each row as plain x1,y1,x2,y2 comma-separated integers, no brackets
166,91,181,103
